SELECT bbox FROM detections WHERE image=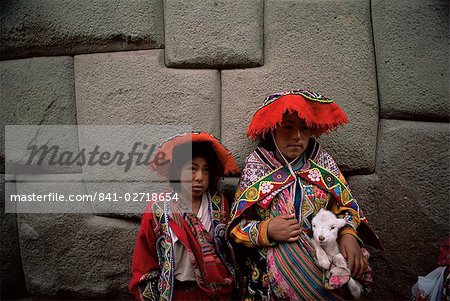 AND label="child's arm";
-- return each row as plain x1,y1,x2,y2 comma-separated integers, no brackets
339,234,368,278
331,169,368,278
319,158,369,278
230,209,301,247
129,211,160,301
229,213,273,247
